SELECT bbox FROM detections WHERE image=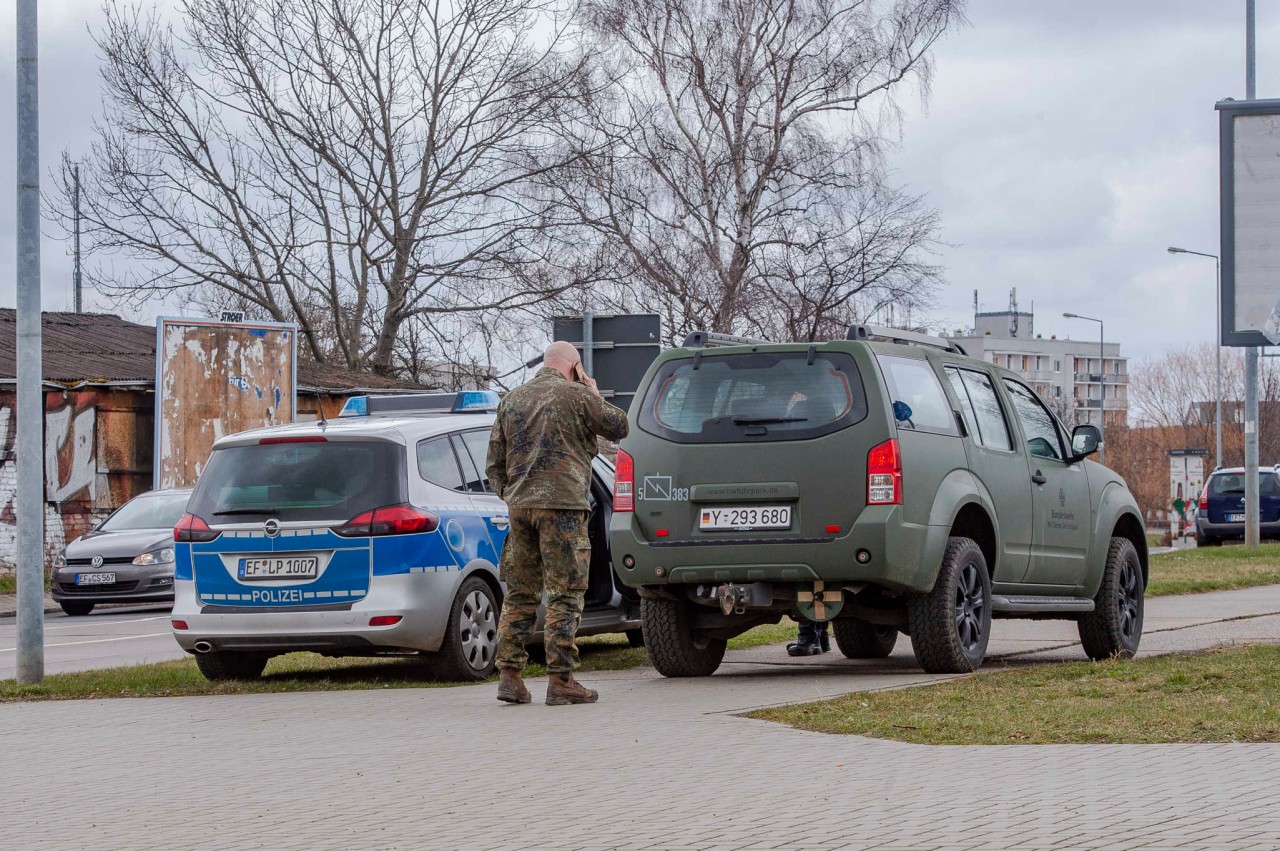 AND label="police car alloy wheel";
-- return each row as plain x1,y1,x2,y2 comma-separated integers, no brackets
429,576,499,681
